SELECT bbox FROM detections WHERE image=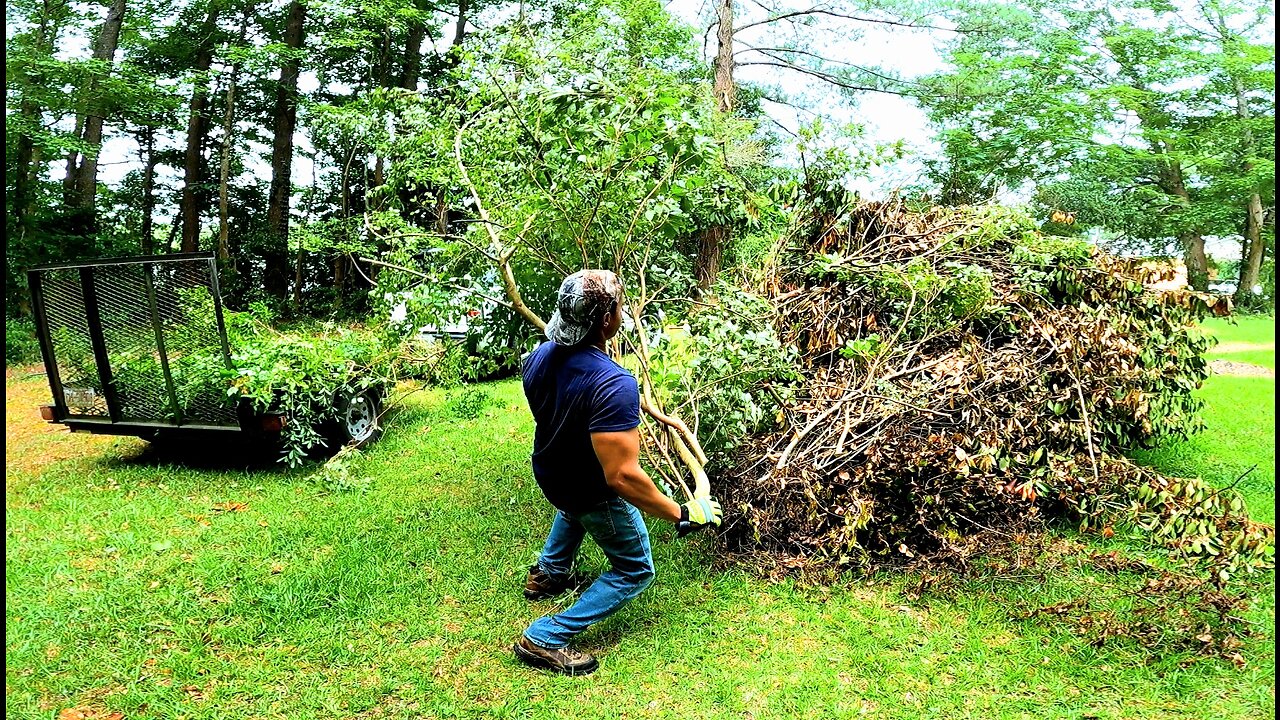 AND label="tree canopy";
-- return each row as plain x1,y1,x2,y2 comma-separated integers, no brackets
5,0,1274,322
